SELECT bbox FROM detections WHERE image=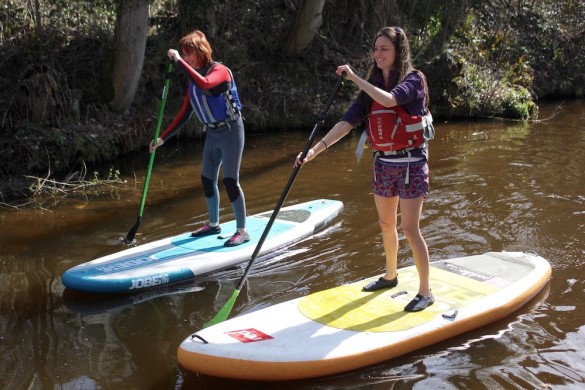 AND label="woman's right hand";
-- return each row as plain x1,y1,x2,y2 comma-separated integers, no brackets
294,147,316,167
149,137,164,154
